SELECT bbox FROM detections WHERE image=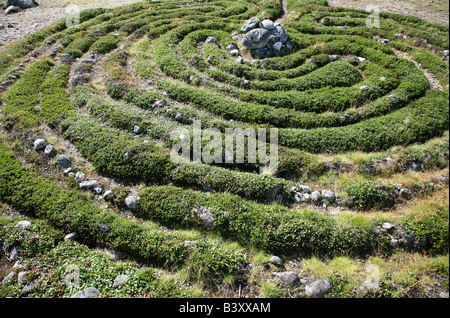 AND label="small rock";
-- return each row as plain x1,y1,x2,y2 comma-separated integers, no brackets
57,155,72,168
305,279,332,298
226,44,237,51
44,145,57,157
390,238,399,247
15,220,32,229
359,281,380,293
269,256,283,266
205,37,218,45
112,275,129,289
360,85,369,91
8,246,20,262
133,126,141,134
98,223,111,233
17,271,27,285
382,222,395,231
64,232,78,242
93,187,102,194
399,188,410,199
75,172,85,181
80,58,96,65
272,271,299,286
261,19,275,30
79,180,99,190
2,272,15,286
241,17,261,33
294,193,304,203
272,42,282,51
328,55,341,62
400,234,415,247
5,6,20,15
22,279,38,294
357,57,367,62
229,49,240,56
125,196,140,210
321,190,336,203
311,191,322,204
388,94,397,102
34,139,46,151
71,287,101,298
102,190,112,201
192,206,215,229
300,185,310,193
394,34,407,40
